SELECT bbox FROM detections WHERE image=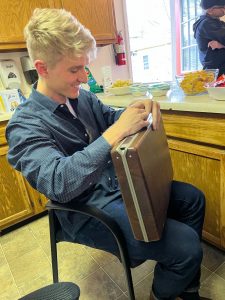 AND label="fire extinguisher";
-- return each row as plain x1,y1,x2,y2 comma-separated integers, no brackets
113,31,127,65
